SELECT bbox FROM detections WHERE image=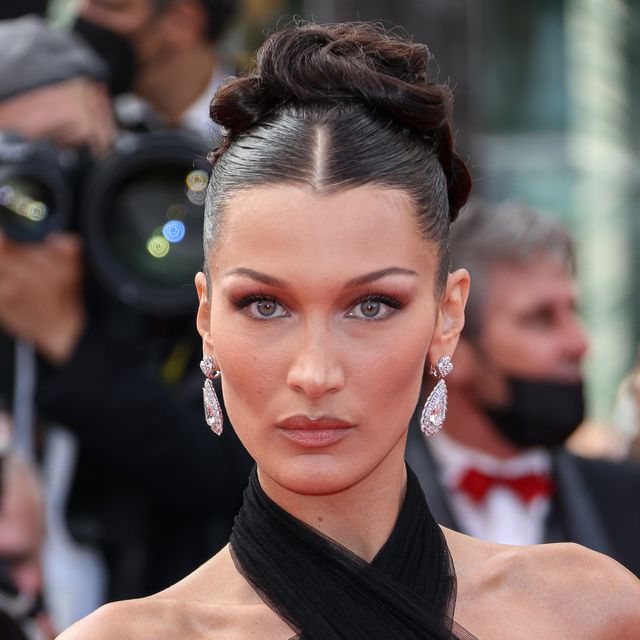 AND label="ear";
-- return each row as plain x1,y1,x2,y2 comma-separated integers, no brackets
195,271,214,354
161,0,207,46
427,268,470,368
